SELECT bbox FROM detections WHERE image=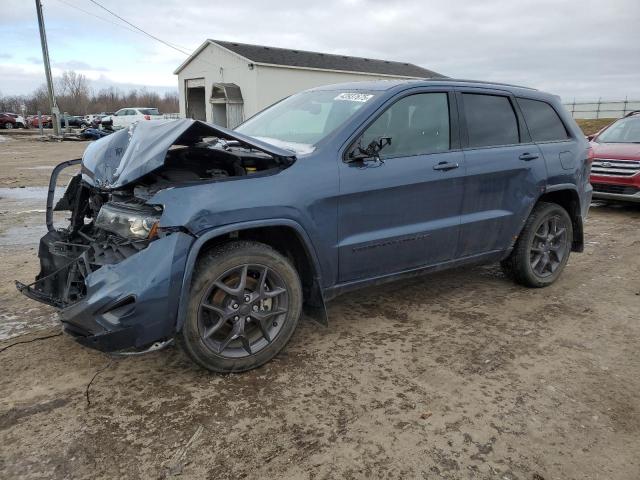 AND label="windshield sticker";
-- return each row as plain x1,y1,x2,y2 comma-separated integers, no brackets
334,93,374,103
